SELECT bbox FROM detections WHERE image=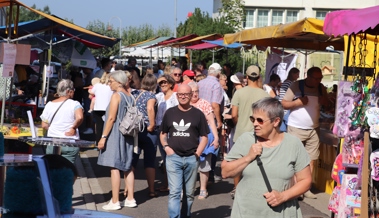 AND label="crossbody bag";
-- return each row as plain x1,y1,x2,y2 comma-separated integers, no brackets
49,98,69,126
254,135,273,192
